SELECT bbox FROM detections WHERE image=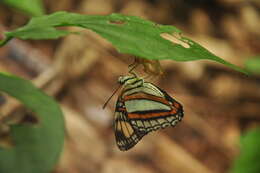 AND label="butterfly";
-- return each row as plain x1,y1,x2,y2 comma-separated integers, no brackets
113,75,184,151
